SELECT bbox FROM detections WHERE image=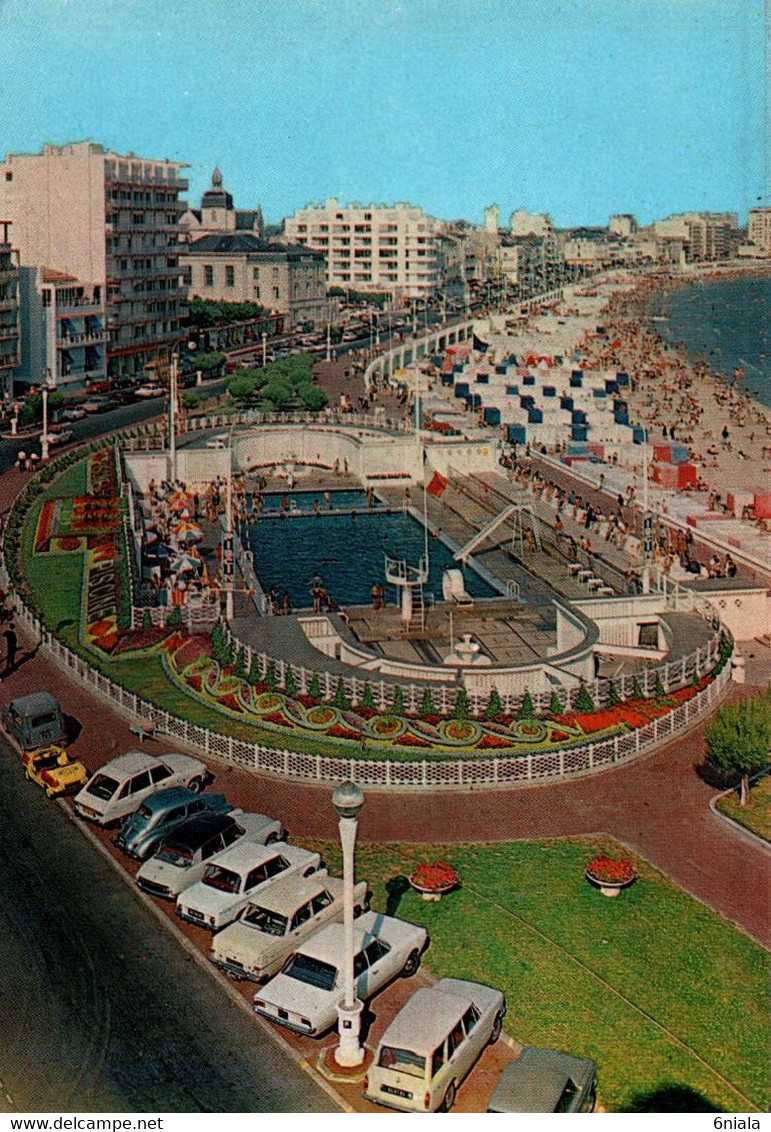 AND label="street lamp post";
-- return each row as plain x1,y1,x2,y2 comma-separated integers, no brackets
261,332,267,367
332,781,365,1067
40,377,54,462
